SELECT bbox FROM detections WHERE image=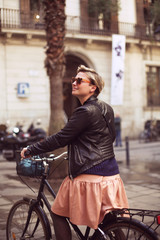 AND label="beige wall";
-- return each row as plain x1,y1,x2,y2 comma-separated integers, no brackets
0,0,19,9
119,0,136,24
65,0,80,16
0,38,50,132
1,35,160,138
1,36,160,137
0,43,7,122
